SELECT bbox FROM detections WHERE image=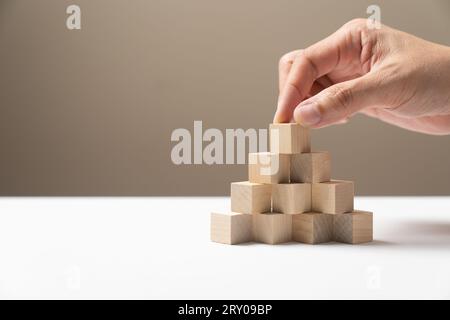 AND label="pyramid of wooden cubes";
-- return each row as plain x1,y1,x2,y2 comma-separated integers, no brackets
210,123,373,245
